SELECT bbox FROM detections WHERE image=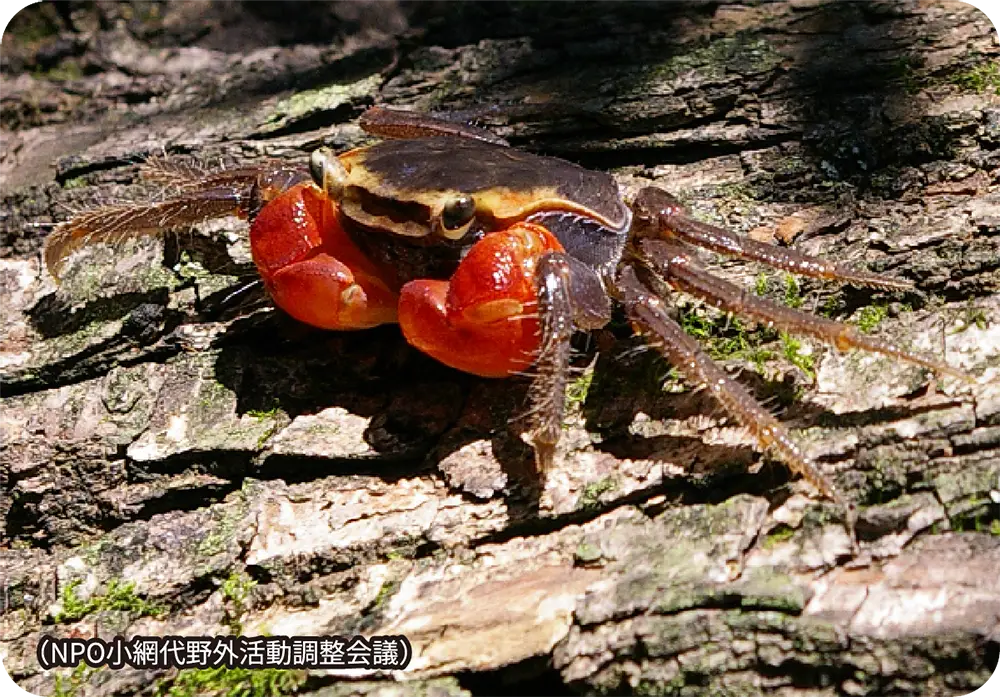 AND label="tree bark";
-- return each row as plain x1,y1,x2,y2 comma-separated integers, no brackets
2,2,999,696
